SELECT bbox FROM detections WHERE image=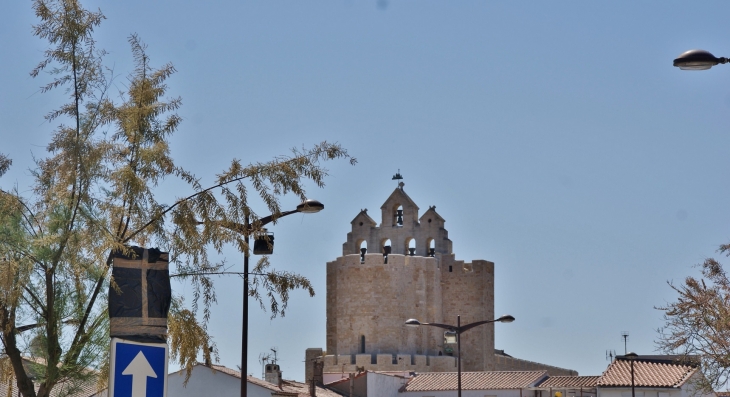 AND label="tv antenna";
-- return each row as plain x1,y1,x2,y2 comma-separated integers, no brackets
606,349,616,362
621,331,629,354
258,352,273,379
270,347,278,364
